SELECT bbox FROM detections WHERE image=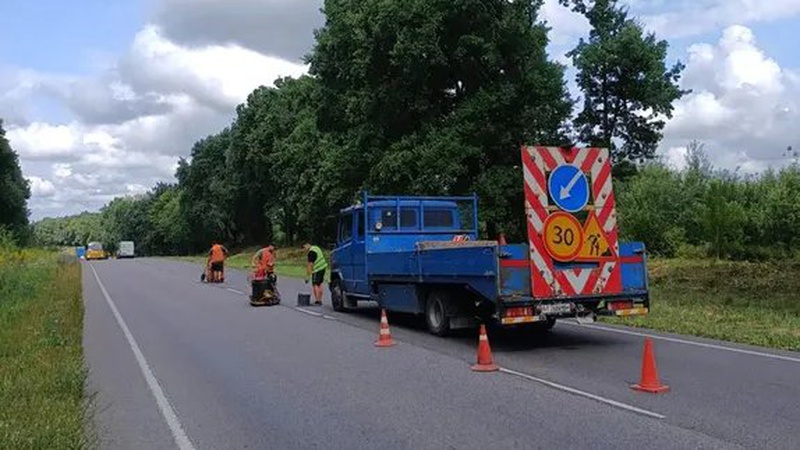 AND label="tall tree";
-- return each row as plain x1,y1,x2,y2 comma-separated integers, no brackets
309,0,572,240
559,0,687,162
0,119,31,241
176,129,237,251
148,185,191,255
